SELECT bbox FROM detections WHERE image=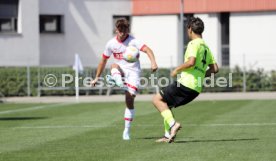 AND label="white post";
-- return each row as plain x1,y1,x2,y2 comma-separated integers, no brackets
73,54,83,102
243,54,246,92
37,67,41,97
27,65,31,97
75,68,79,102
170,55,173,83
179,0,184,65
